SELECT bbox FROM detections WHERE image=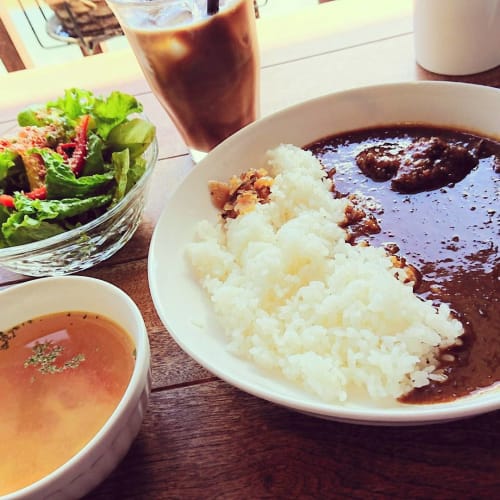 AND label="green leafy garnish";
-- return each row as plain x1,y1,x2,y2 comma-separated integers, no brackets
0,328,16,350
24,341,85,374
